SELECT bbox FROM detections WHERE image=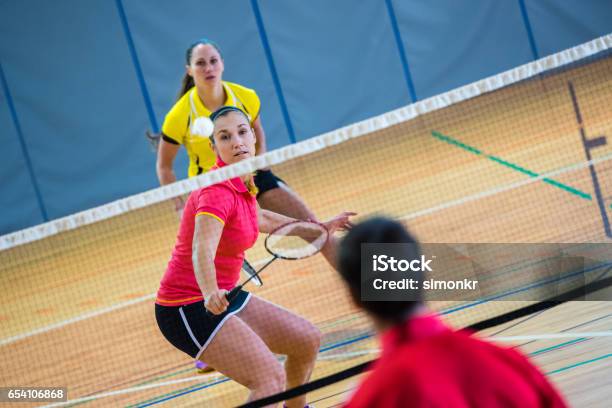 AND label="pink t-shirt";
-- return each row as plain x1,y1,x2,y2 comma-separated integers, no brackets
156,168,258,306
